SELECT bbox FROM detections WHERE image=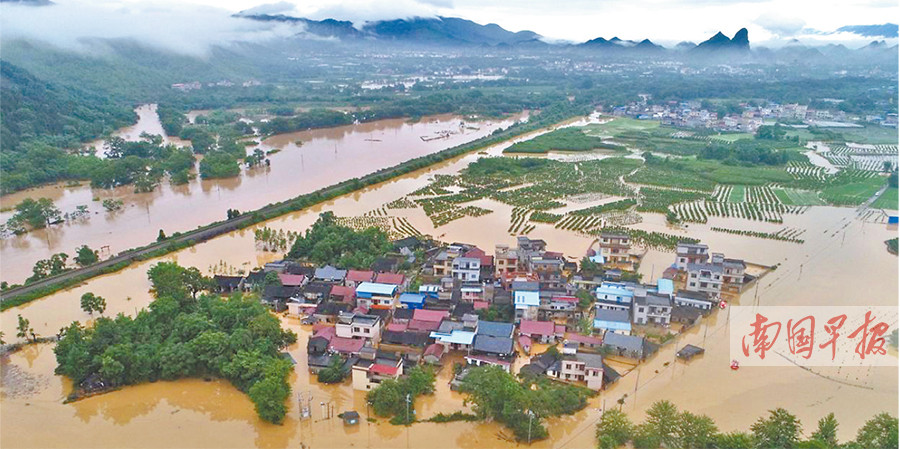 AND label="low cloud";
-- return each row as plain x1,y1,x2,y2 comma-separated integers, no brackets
754,12,805,37
238,2,298,16
0,0,298,56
